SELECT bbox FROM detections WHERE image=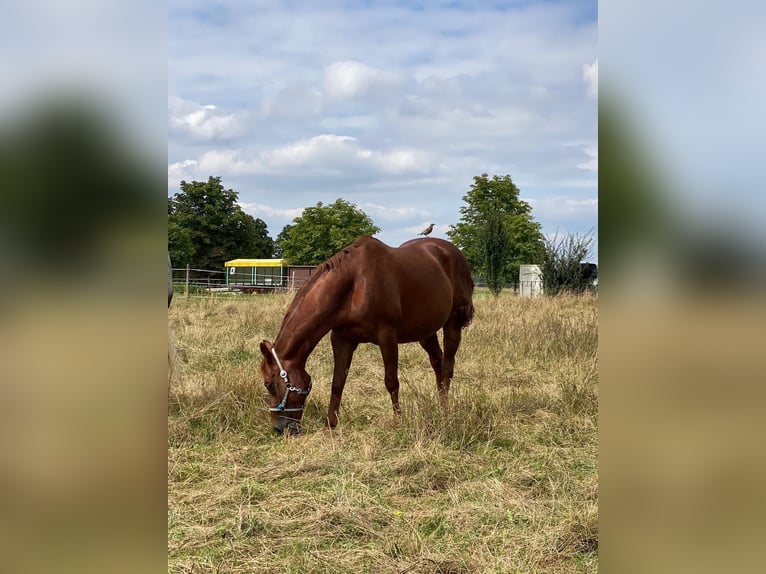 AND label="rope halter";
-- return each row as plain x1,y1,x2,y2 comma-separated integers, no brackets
268,347,312,413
